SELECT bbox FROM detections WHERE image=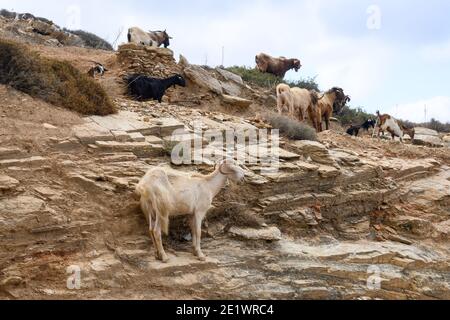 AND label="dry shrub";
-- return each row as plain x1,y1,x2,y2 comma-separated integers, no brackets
0,39,115,115
264,112,317,141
